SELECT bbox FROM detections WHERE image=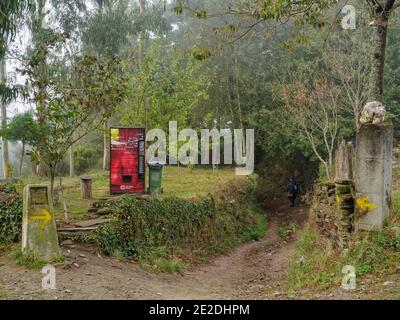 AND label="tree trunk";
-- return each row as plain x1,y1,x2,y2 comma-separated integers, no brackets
138,0,146,65
50,171,55,203
103,119,110,170
324,163,331,181
34,0,48,177
138,0,150,129
31,162,37,176
59,177,69,221
0,58,10,179
368,15,389,102
19,142,25,177
37,161,47,176
69,145,74,177
234,46,243,129
36,0,47,116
